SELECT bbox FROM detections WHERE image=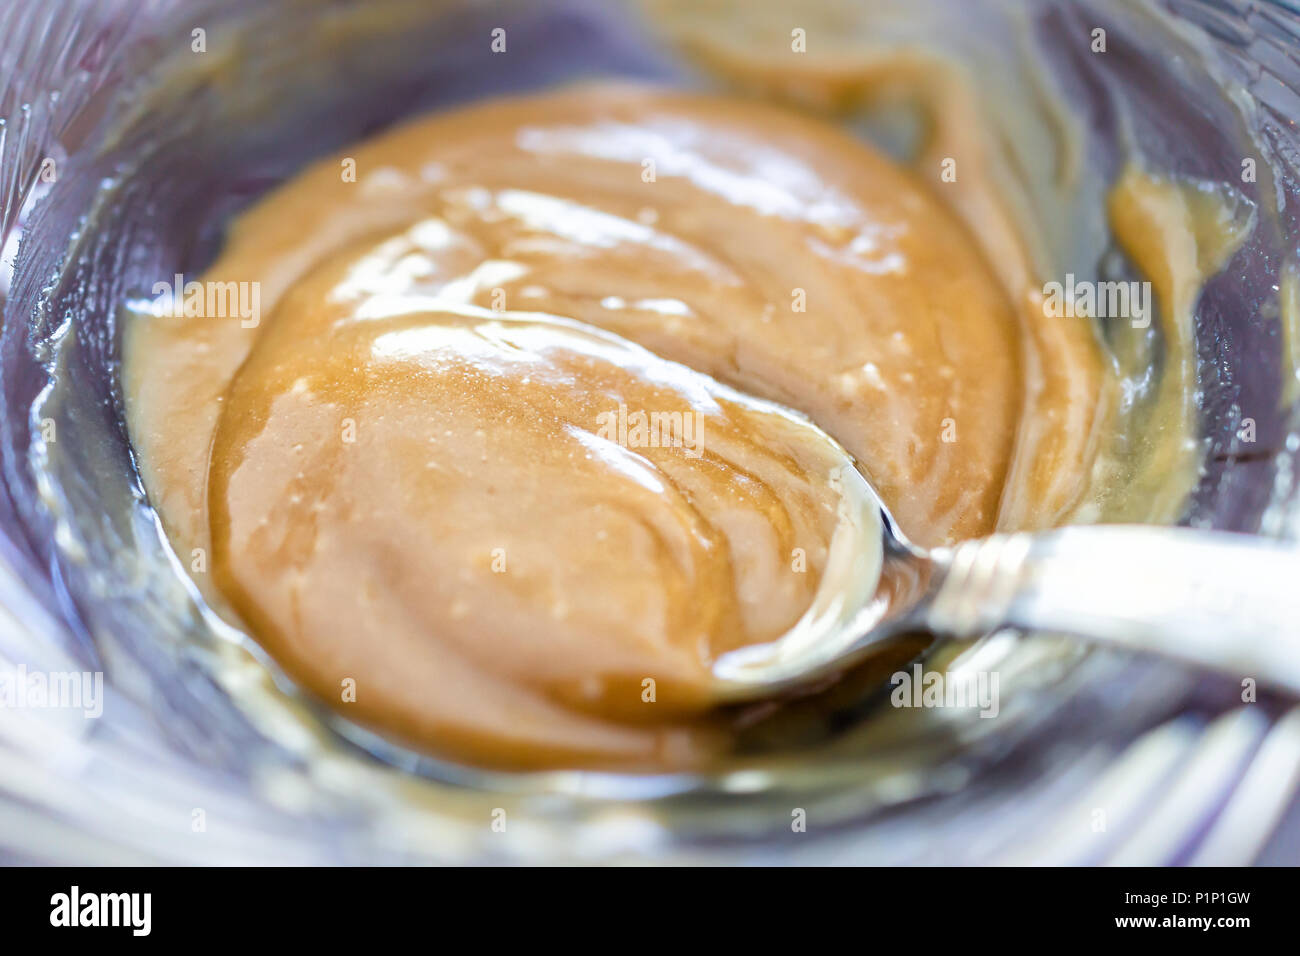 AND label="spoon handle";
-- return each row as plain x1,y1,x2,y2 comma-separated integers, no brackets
925,526,1300,695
